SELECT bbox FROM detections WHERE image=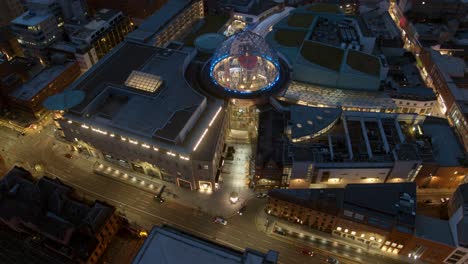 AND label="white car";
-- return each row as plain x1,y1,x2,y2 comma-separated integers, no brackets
213,216,227,225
